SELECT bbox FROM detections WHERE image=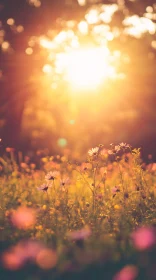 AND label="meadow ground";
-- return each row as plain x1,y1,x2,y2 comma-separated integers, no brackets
0,143,156,280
